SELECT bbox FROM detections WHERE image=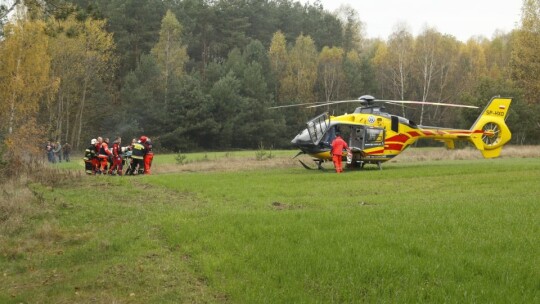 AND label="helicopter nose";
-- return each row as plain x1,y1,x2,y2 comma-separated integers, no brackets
291,128,311,146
